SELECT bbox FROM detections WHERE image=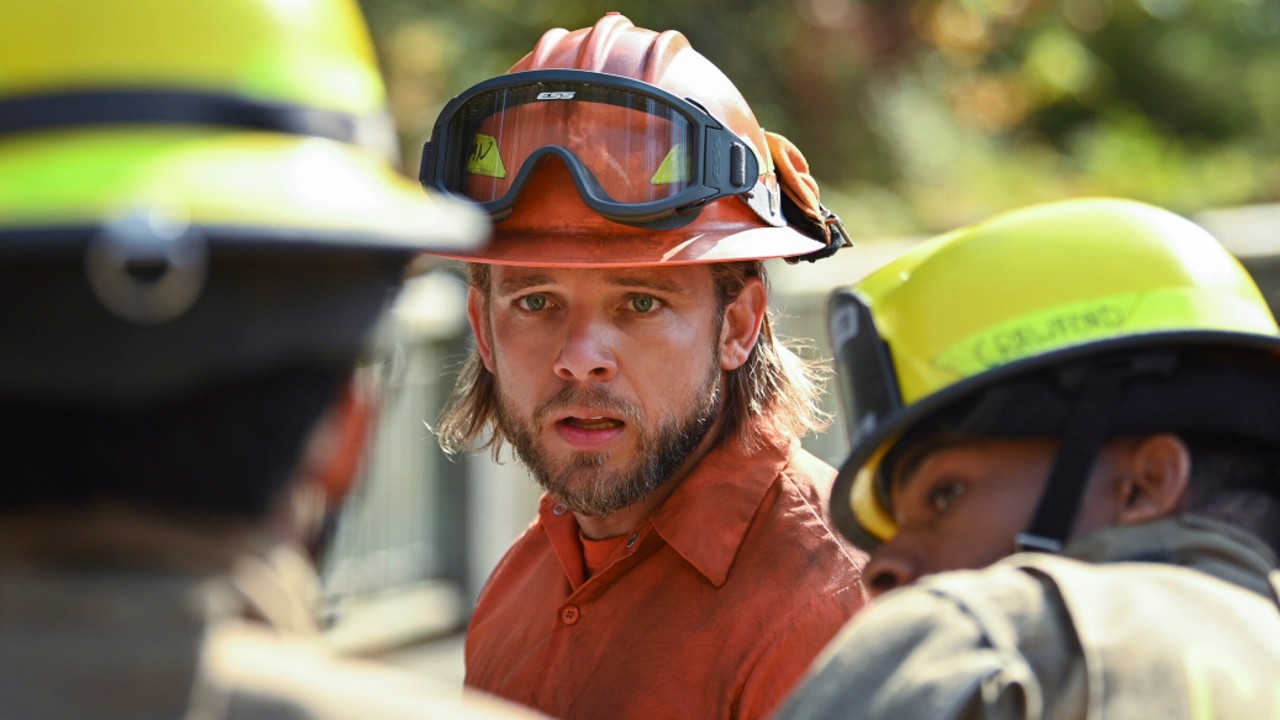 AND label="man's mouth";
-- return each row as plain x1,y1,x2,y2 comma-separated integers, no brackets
559,416,625,431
